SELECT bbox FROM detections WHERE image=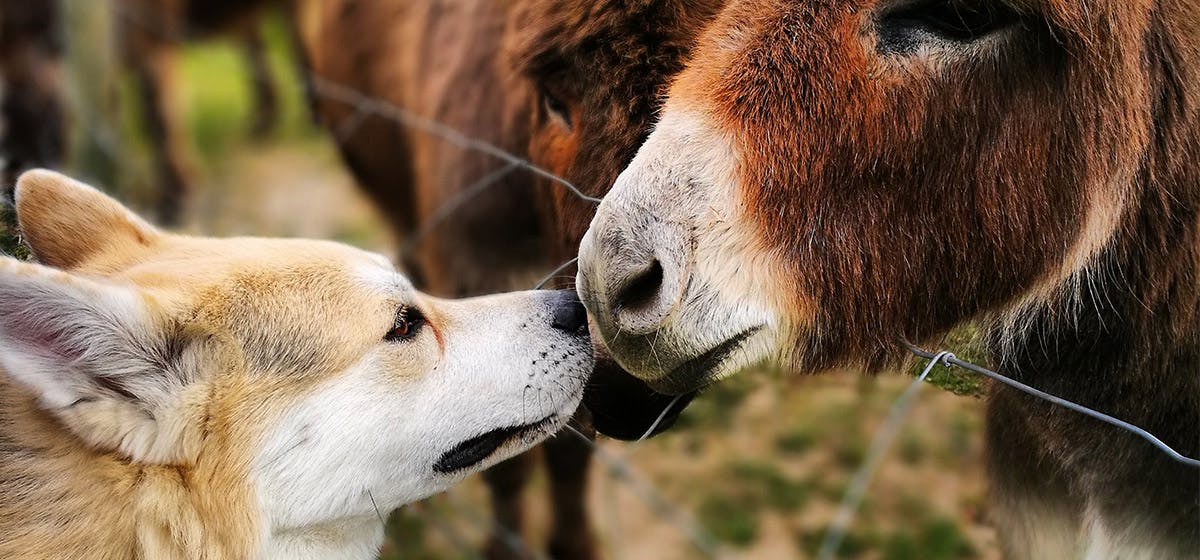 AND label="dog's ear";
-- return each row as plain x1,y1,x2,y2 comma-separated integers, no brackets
13,169,161,269
0,258,197,462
